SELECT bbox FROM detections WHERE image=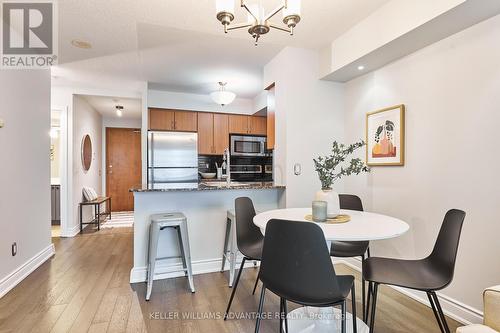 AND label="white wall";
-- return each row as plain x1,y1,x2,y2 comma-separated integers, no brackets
72,96,103,231
263,47,346,207
343,14,500,318
0,70,54,297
